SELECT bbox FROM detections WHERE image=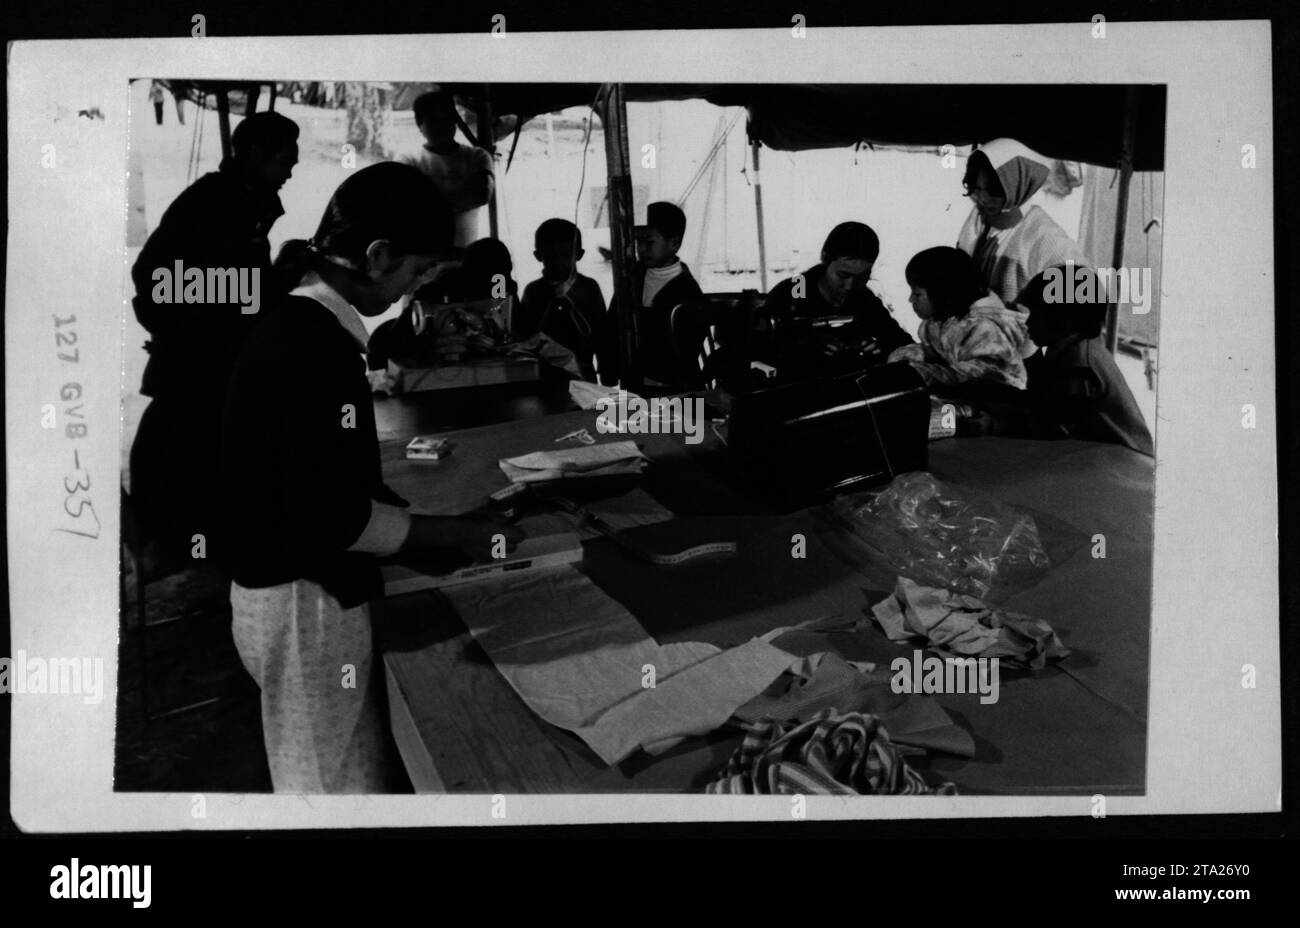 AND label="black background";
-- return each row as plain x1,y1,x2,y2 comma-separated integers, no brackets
1,0,1296,906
